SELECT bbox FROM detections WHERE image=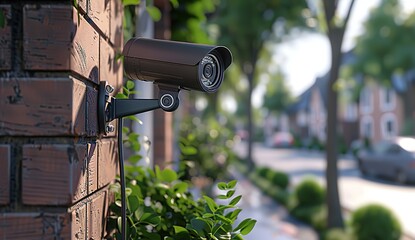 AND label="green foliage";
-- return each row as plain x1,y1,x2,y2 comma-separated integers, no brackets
350,204,402,240
323,228,352,240
262,71,294,113
268,171,289,190
171,0,217,44
108,171,256,239
294,178,325,207
348,0,415,84
256,167,271,179
179,117,237,183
